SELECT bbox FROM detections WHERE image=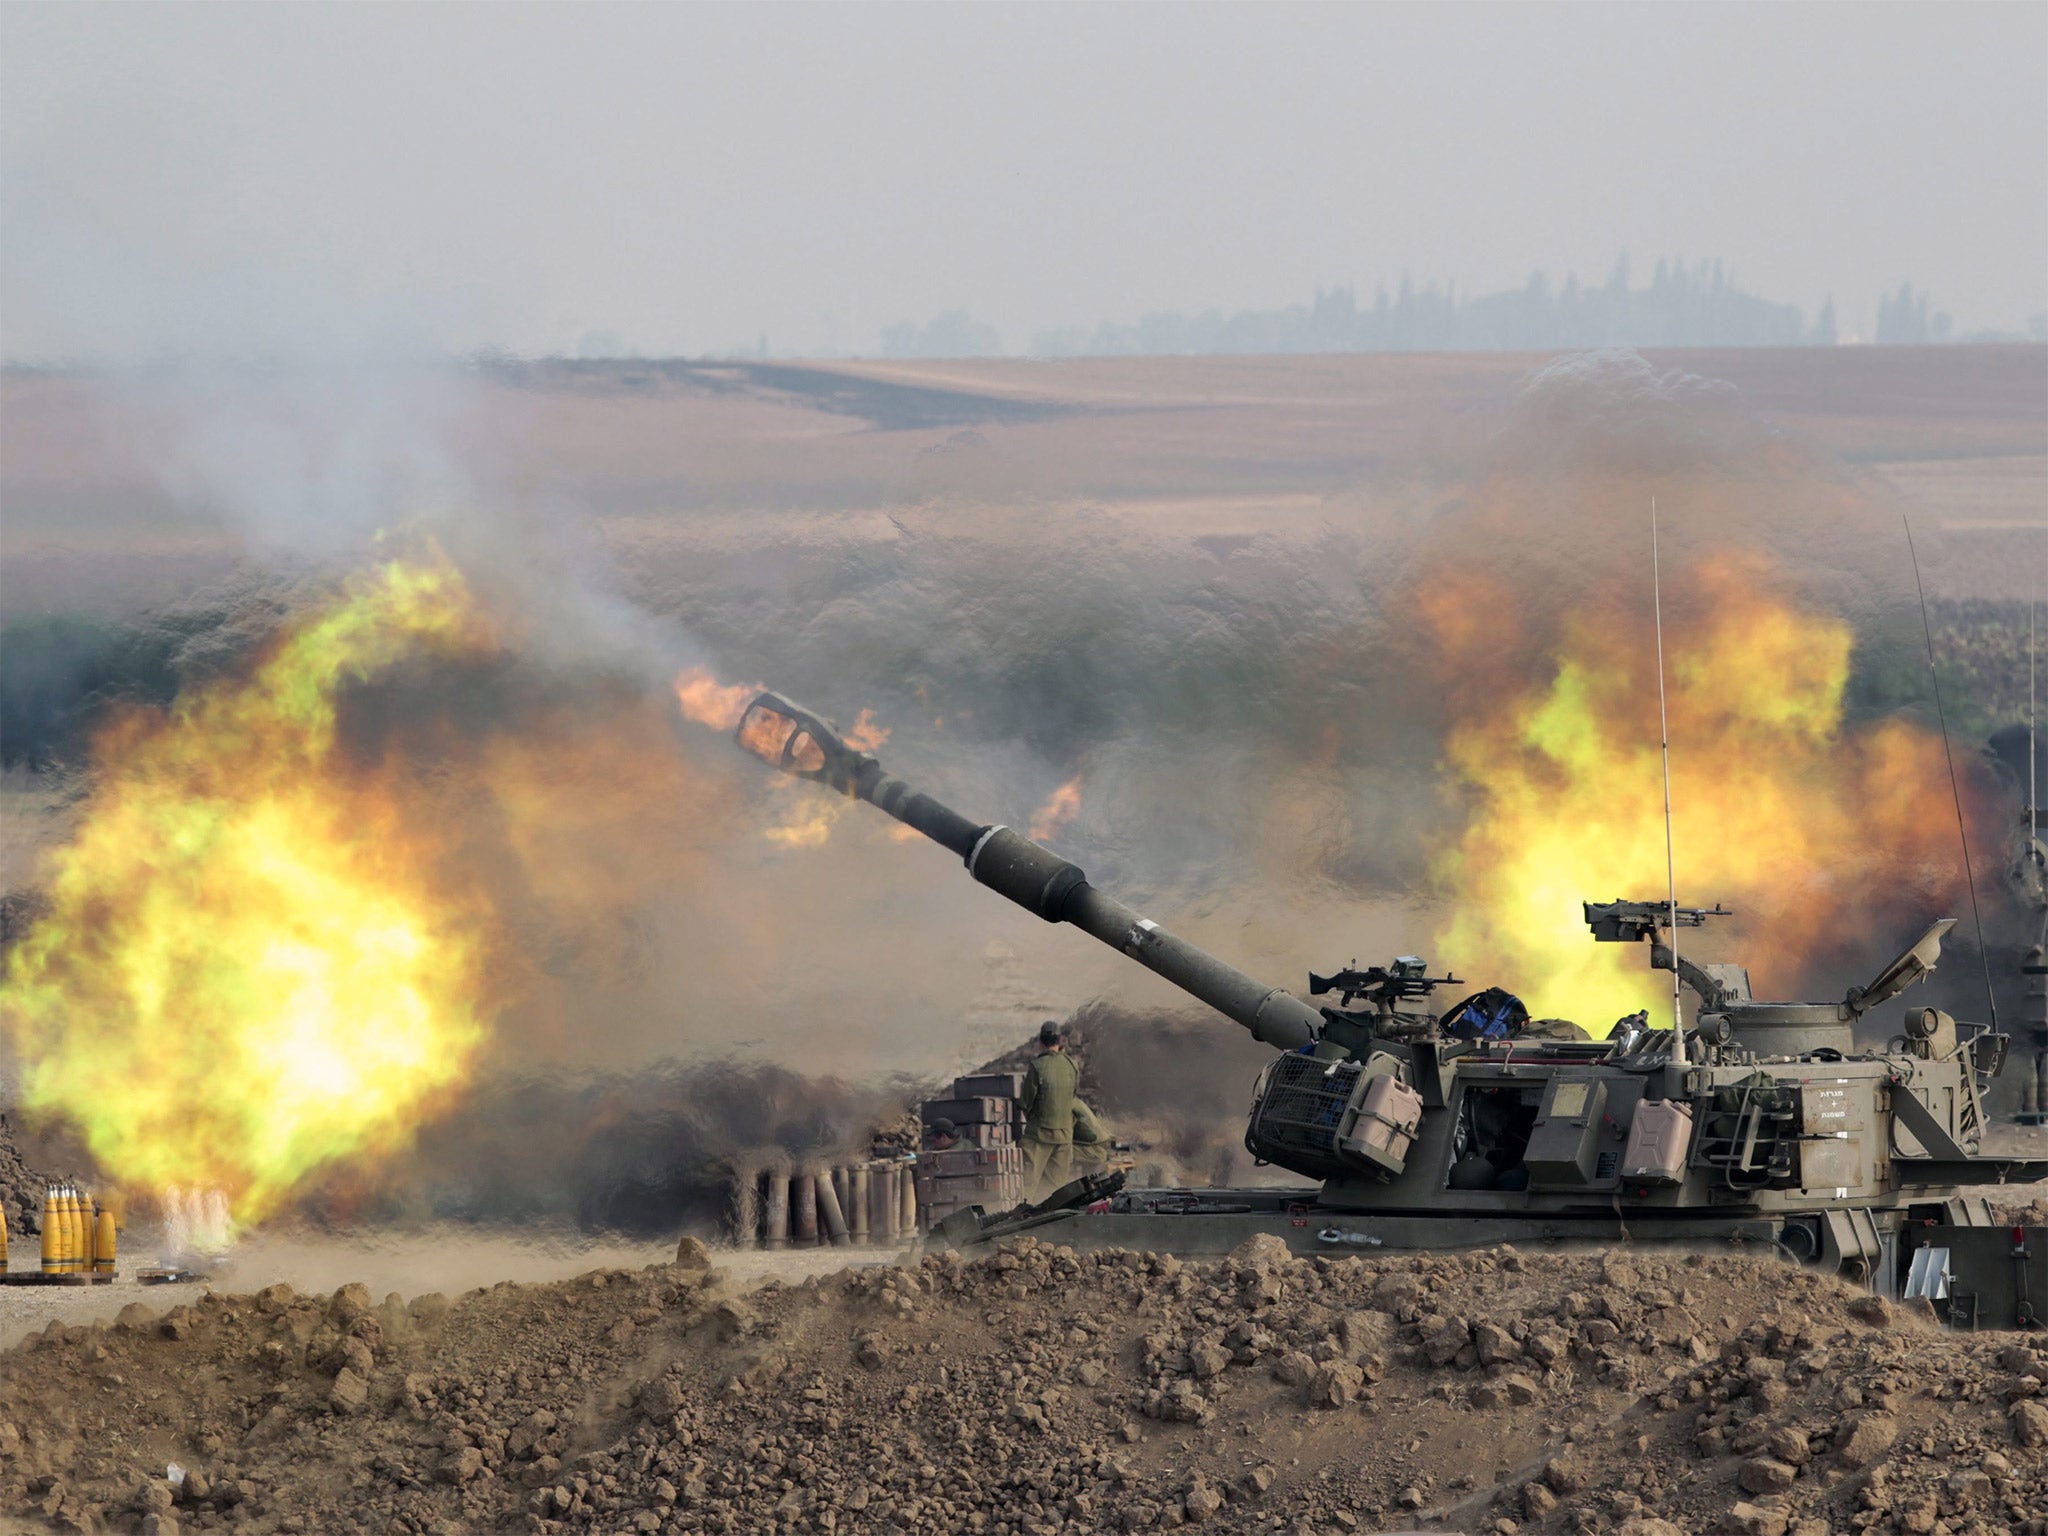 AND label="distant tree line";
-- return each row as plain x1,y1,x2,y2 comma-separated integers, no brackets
881,311,1002,361
1029,258,1823,357
1873,283,1952,345
873,260,2045,360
